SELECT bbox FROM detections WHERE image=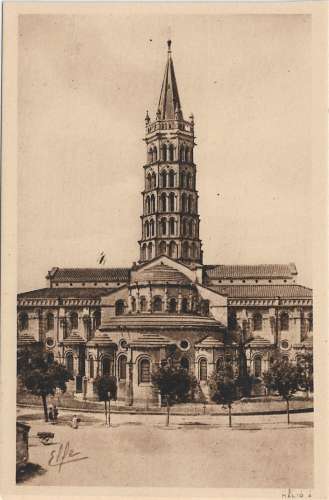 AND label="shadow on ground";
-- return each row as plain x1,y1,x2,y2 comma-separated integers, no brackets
16,462,46,484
